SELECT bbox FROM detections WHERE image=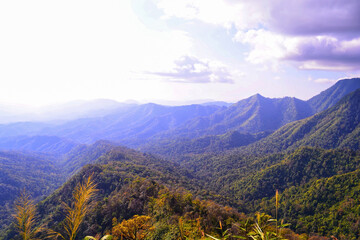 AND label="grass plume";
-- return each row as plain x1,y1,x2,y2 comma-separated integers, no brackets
13,190,43,240
275,189,279,235
48,174,98,240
